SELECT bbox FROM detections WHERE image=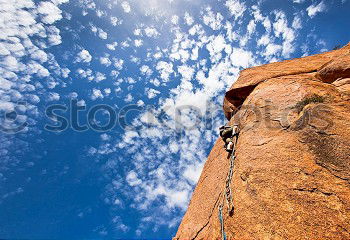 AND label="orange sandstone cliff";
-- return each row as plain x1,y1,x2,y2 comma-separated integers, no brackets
175,43,350,240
